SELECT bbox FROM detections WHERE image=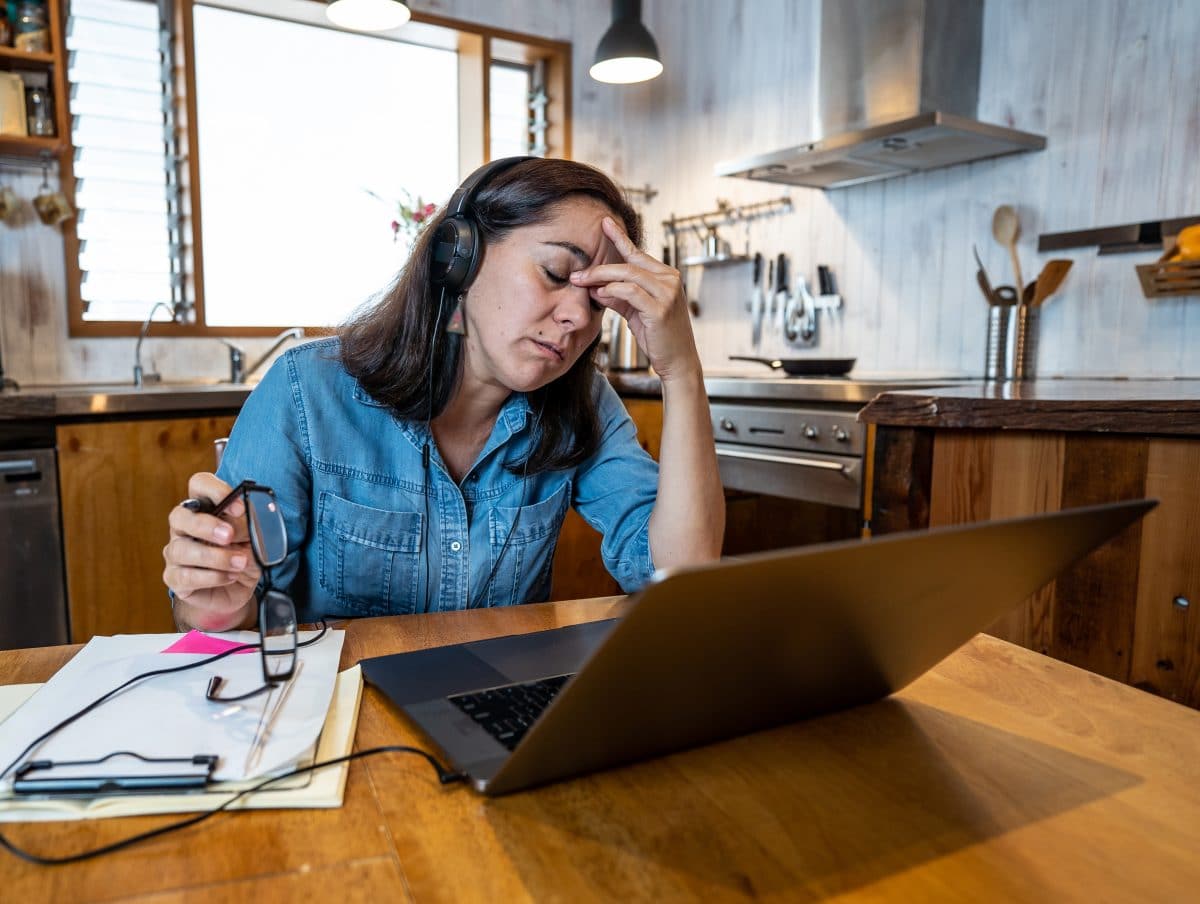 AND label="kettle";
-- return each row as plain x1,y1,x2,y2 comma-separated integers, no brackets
606,311,649,371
